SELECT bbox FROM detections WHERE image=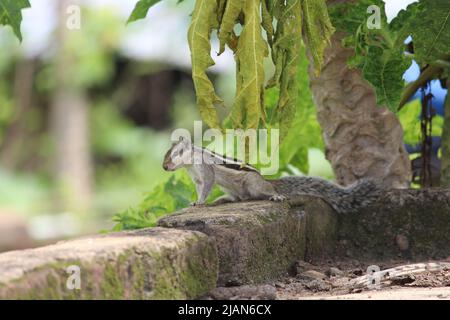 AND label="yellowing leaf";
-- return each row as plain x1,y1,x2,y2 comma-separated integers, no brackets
188,0,222,129
268,0,303,140
261,0,274,47
301,0,335,75
230,0,269,129
218,0,244,54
